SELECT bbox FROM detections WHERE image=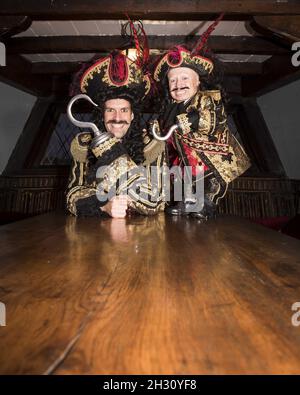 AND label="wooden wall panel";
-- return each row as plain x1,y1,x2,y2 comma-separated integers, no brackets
0,175,299,222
